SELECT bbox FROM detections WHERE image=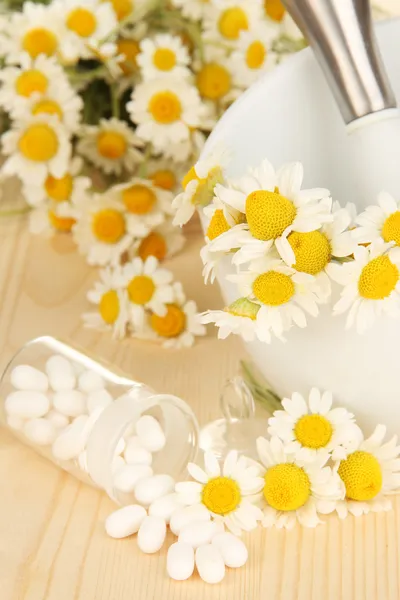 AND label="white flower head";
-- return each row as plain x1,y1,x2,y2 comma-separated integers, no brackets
77,118,143,176
328,241,400,333
175,450,264,535
146,158,187,194
201,297,261,342
132,219,186,262
194,47,240,107
29,203,77,237
257,436,343,529
230,24,279,88
137,33,190,81
203,0,263,46
170,0,209,20
354,191,400,247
